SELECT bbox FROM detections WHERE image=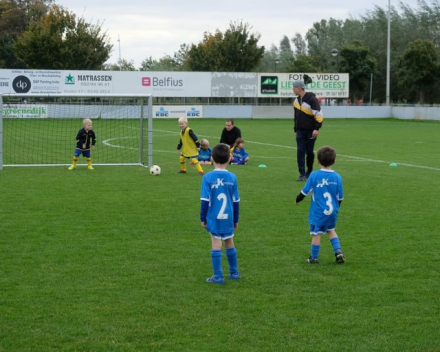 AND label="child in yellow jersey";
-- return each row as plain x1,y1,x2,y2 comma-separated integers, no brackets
176,116,204,175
